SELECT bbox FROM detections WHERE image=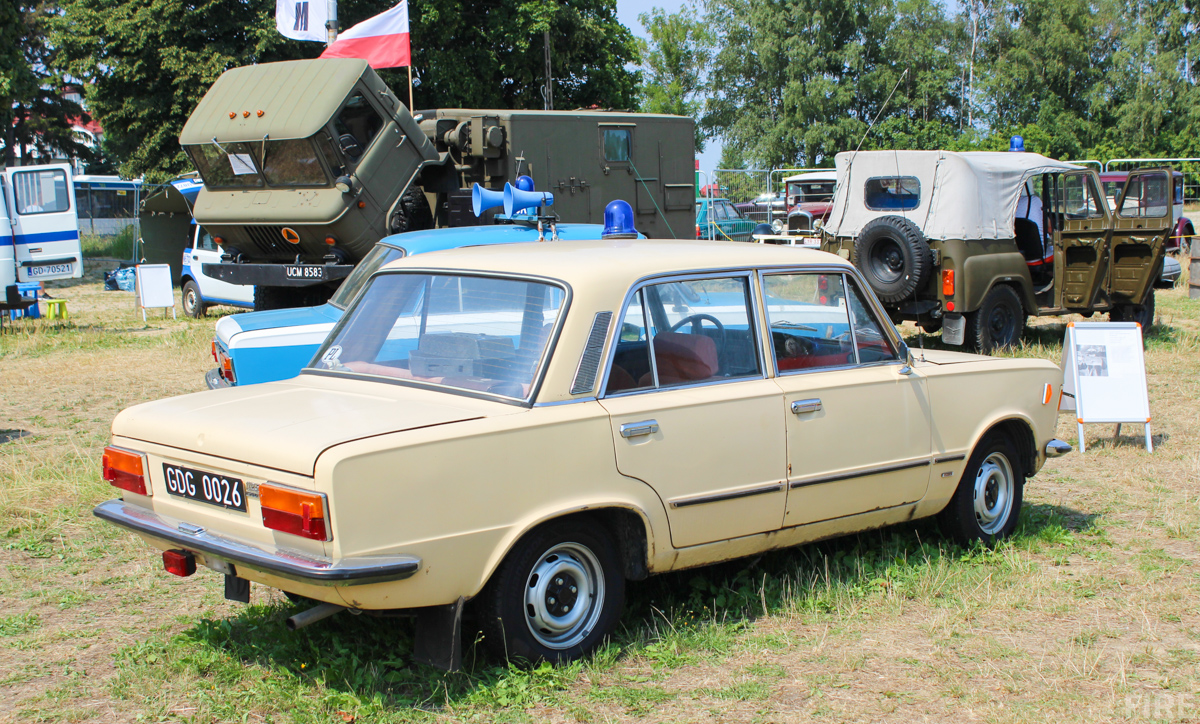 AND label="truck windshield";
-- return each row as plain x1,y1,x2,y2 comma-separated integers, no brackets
187,143,264,188
329,243,406,309
259,139,329,187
